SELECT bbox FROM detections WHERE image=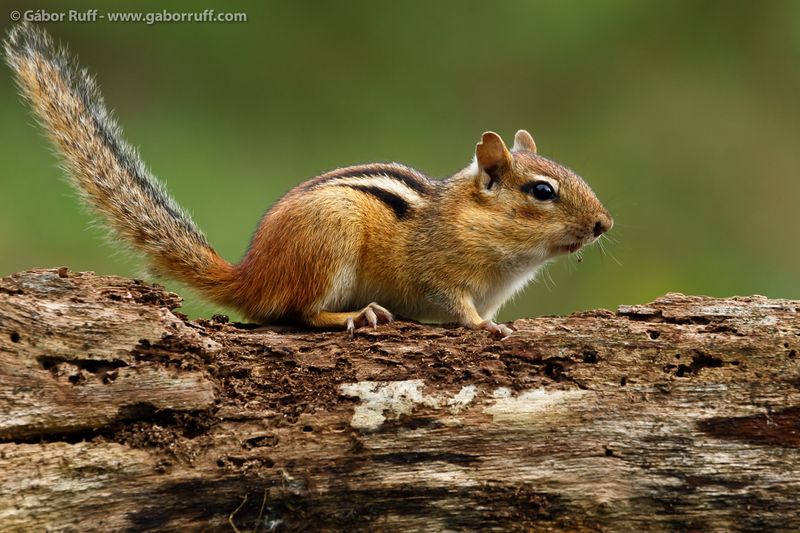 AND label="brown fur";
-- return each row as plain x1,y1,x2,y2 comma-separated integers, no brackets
5,24,612,333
